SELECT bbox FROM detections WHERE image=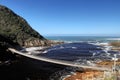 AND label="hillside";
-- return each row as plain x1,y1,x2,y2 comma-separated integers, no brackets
0,5,46,47
0,5,49,61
